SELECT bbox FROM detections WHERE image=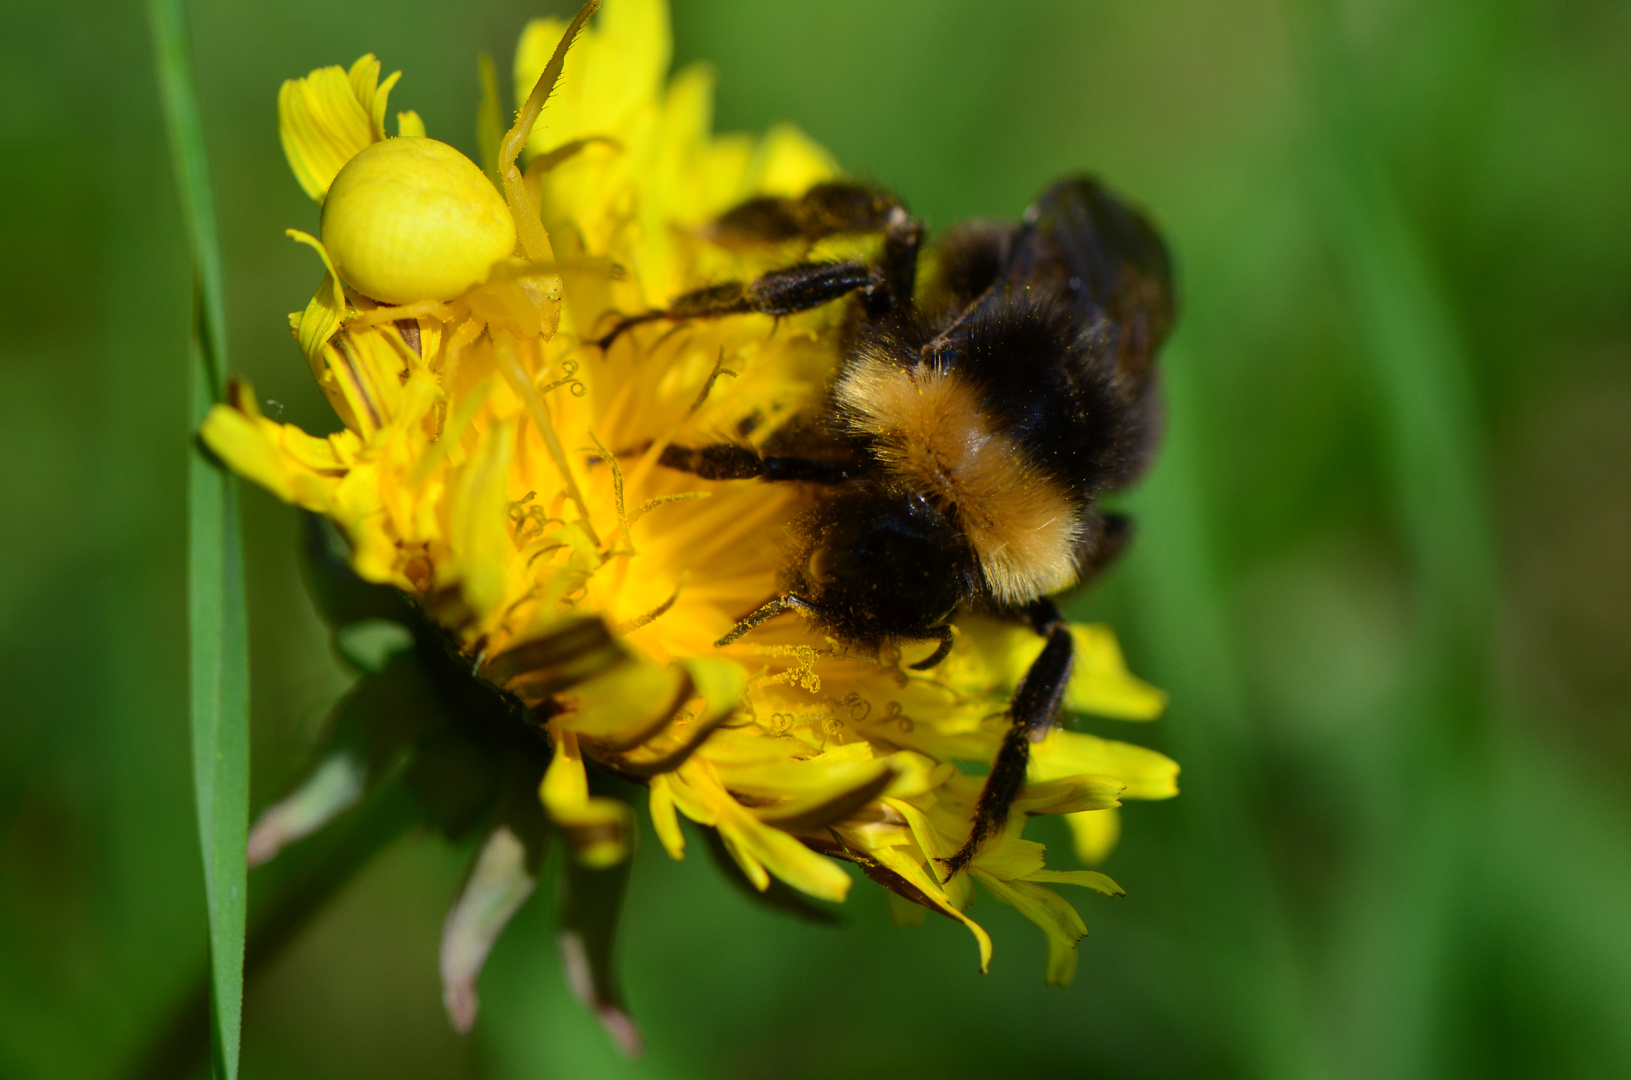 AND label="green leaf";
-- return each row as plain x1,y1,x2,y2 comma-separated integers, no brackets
149,0,249,1076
